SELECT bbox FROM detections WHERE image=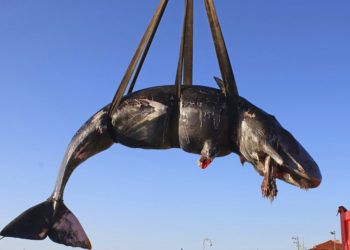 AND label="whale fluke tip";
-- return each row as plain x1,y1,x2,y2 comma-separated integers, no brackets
0,200,53,240
1,199,91,249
